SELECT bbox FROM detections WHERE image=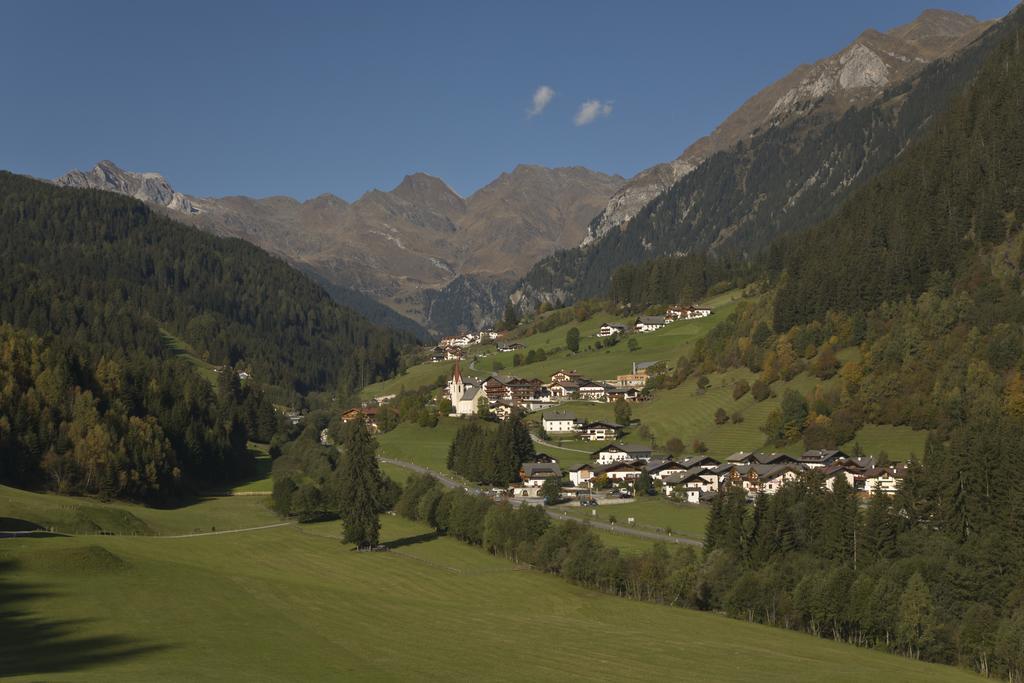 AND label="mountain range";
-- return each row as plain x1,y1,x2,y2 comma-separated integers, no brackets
55,161,622,335
54,9,996,336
